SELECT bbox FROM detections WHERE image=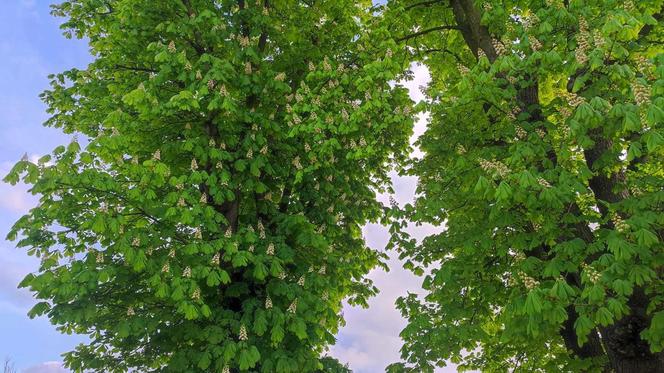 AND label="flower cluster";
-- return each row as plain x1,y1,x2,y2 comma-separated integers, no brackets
635,56,653,77
506,107,520,121
564,91,585,107
537,177,551,188
575,18,590,64
478,158,511,178
492,38,506,56
292,156,302,170
623,0,635,12
519,271,540,289
581,263,601,283
239,324,248,341
631,81,650,106
529,36,542,51
559,105,573,119
287,298,298,314
522,14,539,29
611,213,629,232
265,296,272,309
515,126,527,139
